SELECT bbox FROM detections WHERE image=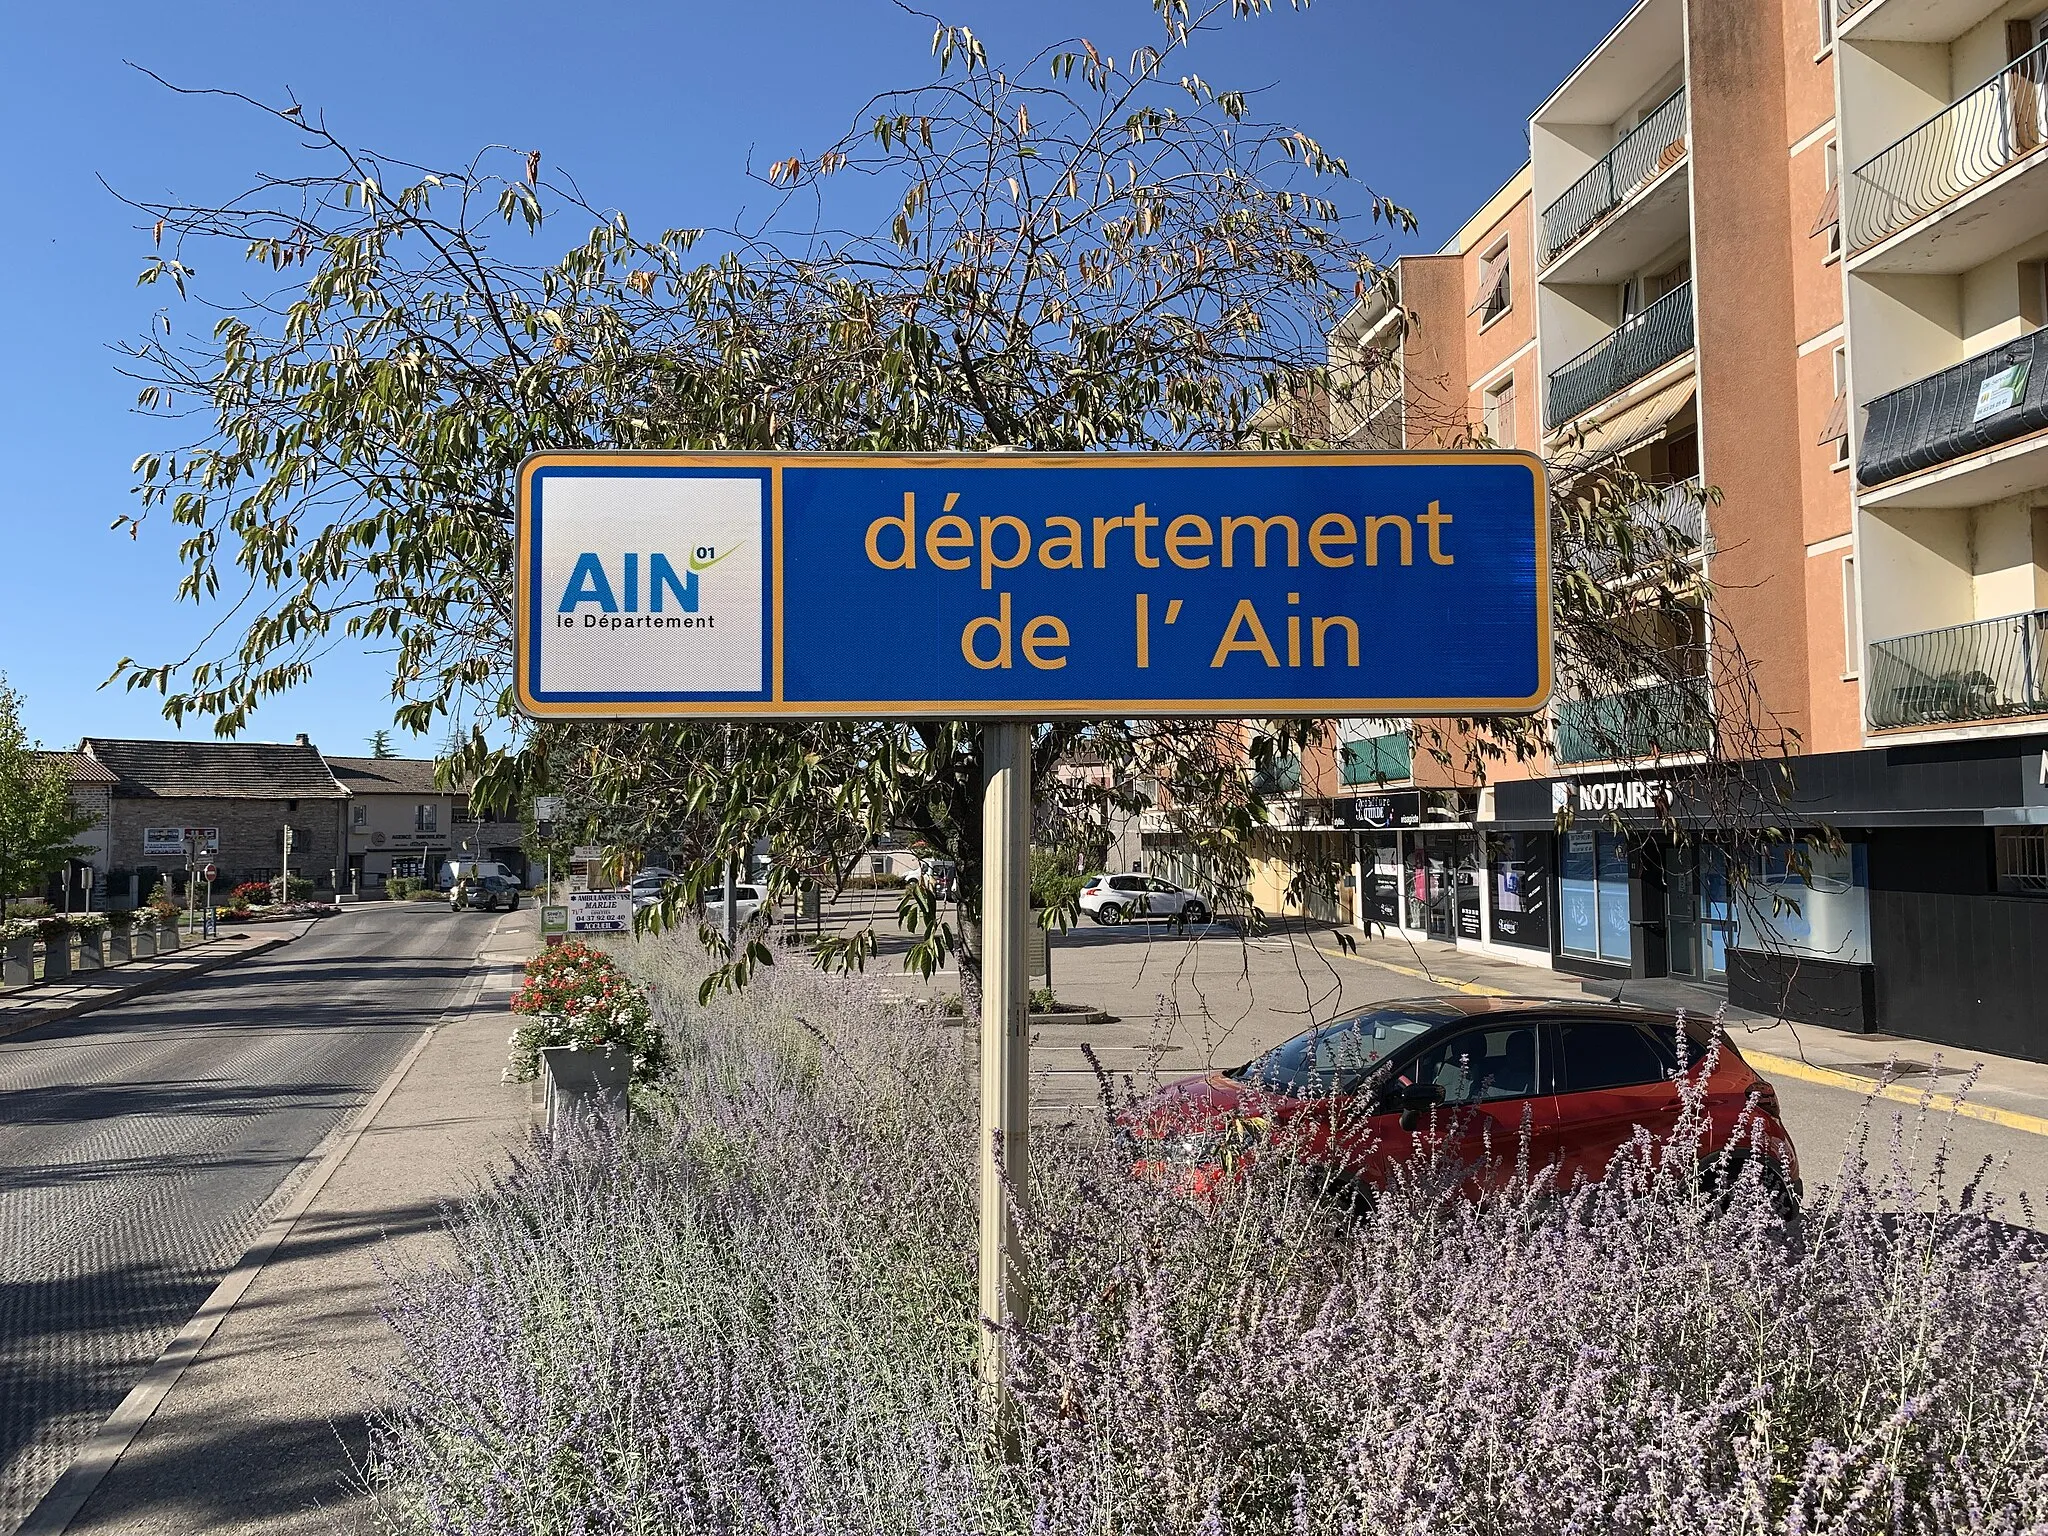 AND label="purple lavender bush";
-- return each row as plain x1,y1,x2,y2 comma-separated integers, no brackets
368,942,2048,1535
